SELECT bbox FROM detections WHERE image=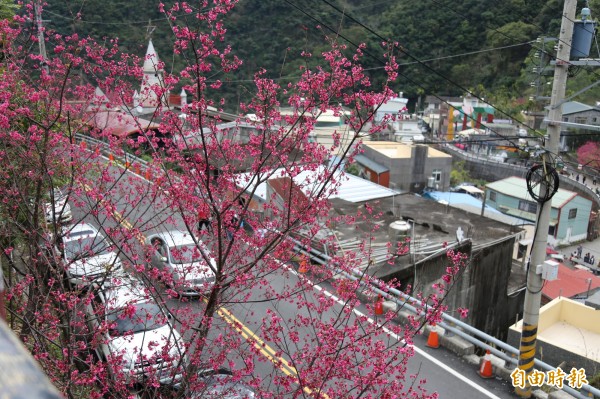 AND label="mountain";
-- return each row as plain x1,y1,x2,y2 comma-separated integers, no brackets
44,0,600,113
